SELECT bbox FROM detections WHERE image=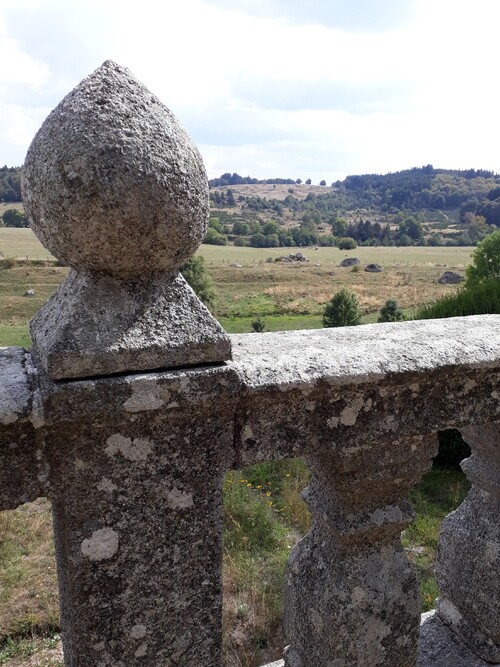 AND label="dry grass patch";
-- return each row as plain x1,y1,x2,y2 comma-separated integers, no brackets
0,500,59,643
